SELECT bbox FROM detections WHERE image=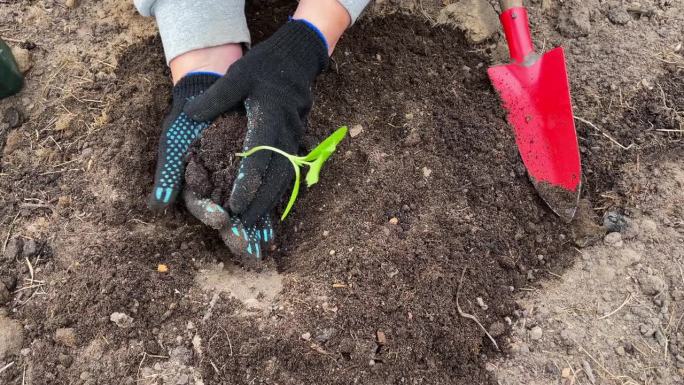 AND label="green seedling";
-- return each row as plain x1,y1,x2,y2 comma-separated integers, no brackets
237,126,348,220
